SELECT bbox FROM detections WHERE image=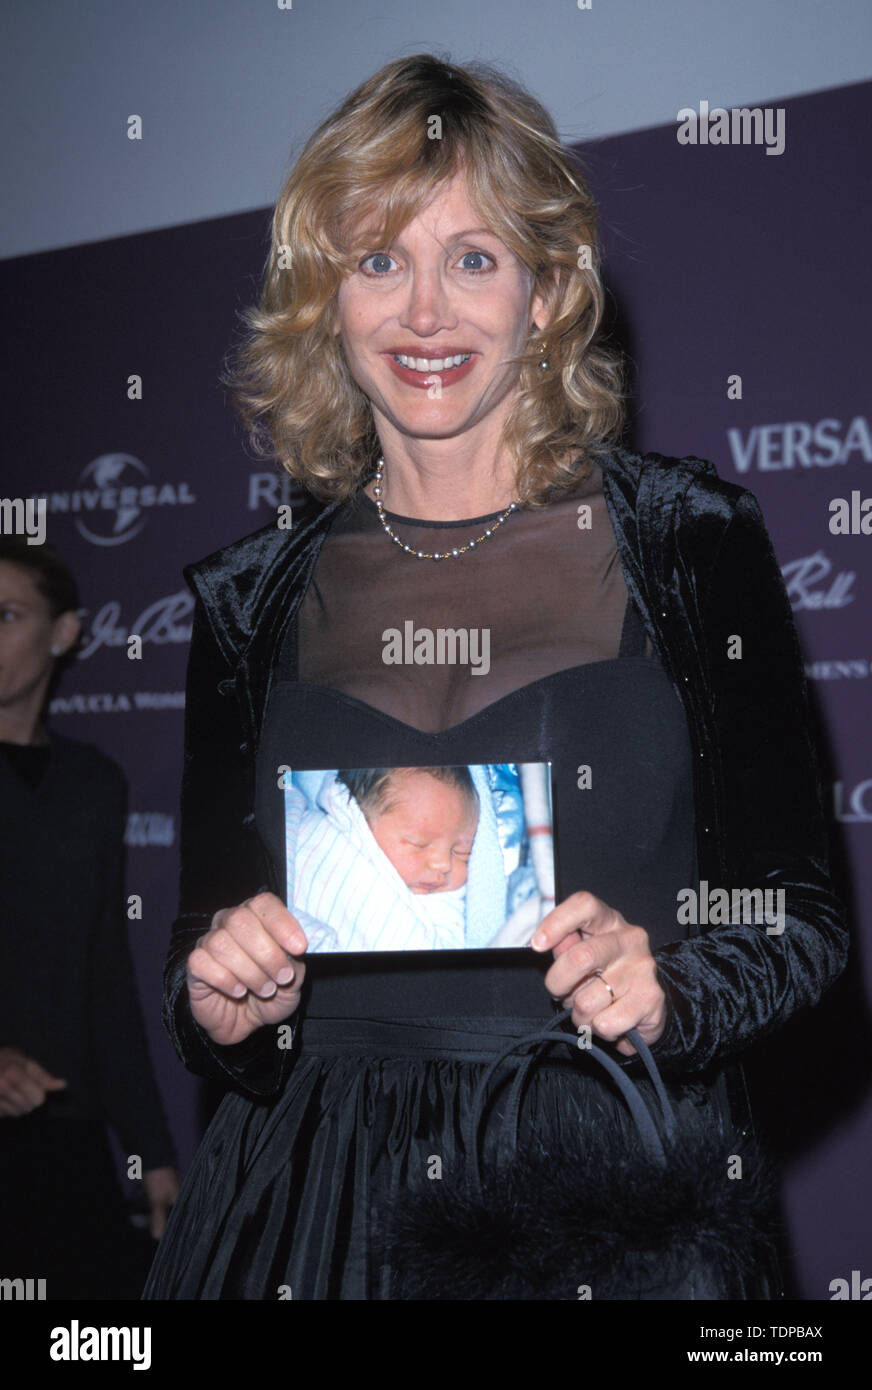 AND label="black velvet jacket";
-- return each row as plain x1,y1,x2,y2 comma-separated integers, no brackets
161,448,849,1136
